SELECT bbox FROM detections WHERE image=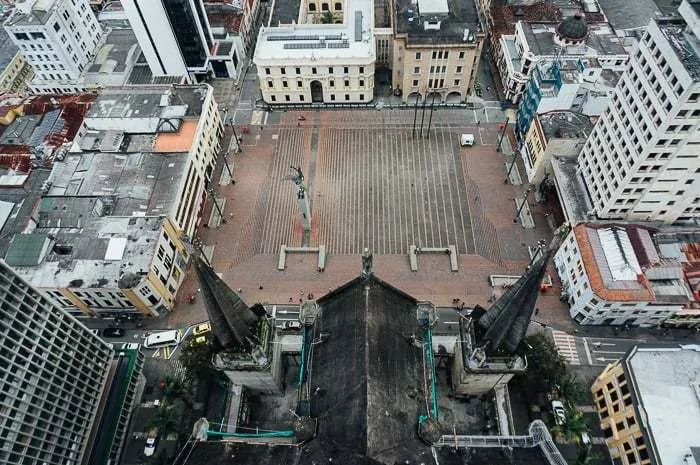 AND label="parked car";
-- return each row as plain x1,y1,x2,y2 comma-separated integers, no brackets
283,320,303,331
102,328,125,338
551,400,566,426
144,435,157,457
460,133,475,146
193,322,211,336
192,336,208,346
